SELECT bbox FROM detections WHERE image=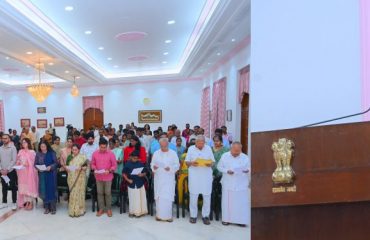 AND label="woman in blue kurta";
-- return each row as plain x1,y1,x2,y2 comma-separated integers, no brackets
35,141,58,214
